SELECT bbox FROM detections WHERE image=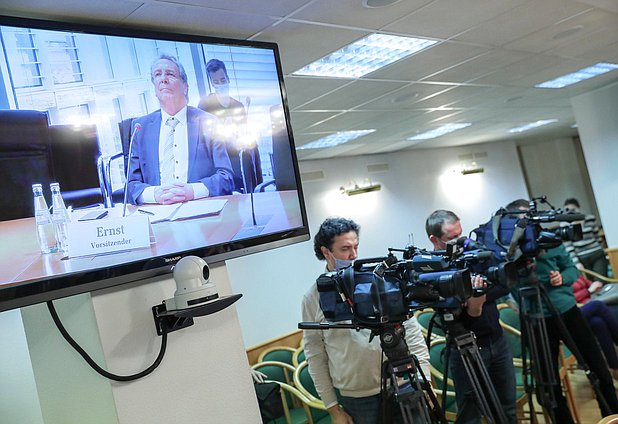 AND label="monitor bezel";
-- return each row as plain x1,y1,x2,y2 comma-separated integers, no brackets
0,14,310,312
